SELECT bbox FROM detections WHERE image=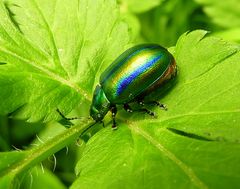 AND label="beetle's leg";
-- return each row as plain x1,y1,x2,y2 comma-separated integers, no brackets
137,100,167,111
110,106,118,130
137,100,145,106
149,101,167,110
57,109,81,121
137,108,156,117
123,104,133,113
124,103,155,117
